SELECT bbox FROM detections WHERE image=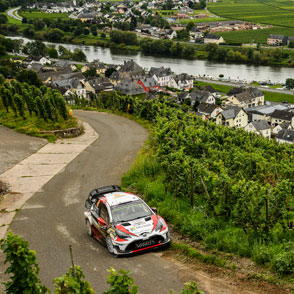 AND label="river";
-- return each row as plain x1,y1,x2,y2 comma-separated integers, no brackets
8,36,294,83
